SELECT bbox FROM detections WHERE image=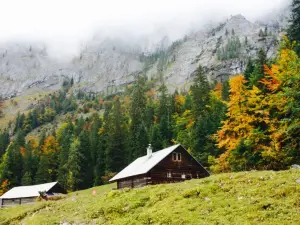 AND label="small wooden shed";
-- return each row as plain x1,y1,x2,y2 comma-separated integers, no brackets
110,144,210,189
0,182,66,207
